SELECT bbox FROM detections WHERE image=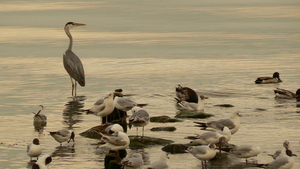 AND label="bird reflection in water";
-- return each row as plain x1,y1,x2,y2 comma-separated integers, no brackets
63,96,86,129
